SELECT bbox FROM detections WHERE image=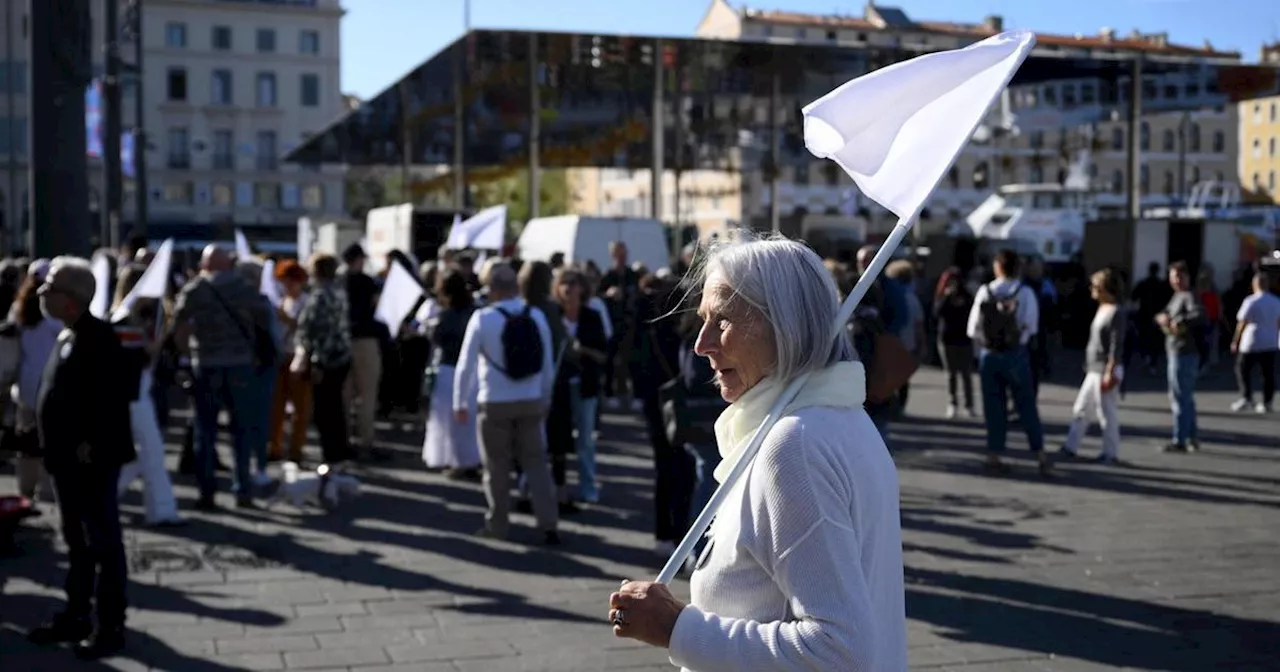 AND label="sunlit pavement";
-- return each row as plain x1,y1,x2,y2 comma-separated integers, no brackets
2,360,1277,671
